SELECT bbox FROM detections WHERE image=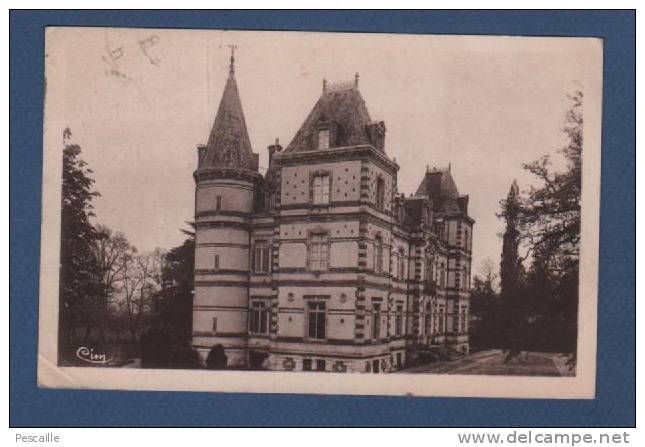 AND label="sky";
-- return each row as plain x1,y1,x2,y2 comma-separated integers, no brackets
44,28,602,276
